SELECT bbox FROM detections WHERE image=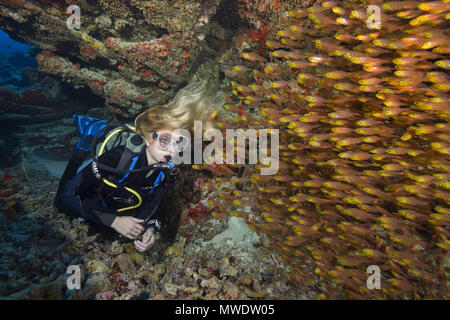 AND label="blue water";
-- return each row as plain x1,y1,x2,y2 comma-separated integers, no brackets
0,29,37,87
0,29,34,54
